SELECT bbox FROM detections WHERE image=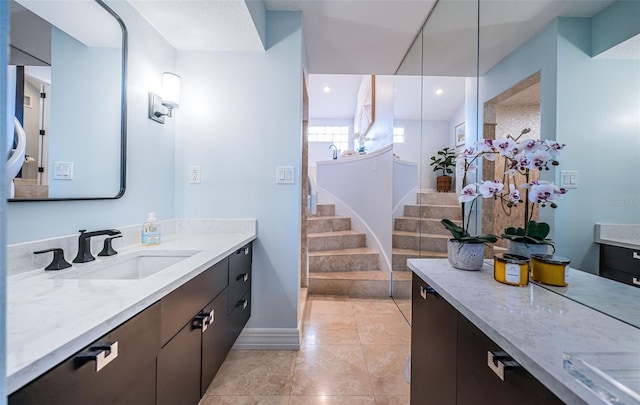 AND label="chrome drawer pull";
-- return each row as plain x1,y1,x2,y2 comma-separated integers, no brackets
487,351,519,381
237,247,249,255
237,273,249,282
75,341,118,372
633,277,640,286
237,299,248,309
633,252,640,260
420,285,437,300
194,310,215,333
